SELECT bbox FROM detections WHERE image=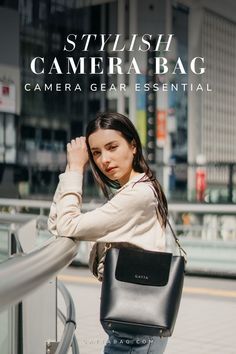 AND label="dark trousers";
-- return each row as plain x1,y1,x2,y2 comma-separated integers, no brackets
103,330,168,354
